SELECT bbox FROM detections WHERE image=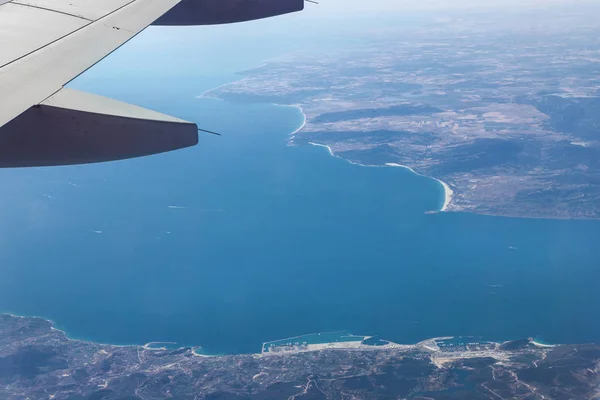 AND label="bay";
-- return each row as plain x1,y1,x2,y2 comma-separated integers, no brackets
0,25,599,355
